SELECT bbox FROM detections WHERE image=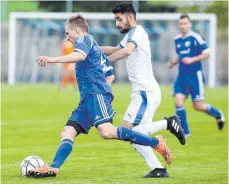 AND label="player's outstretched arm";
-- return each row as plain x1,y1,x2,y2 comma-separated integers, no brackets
108,42,136,63
182,51,210,65
168,55,179,68
100,46,121,56
37,52,85,67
